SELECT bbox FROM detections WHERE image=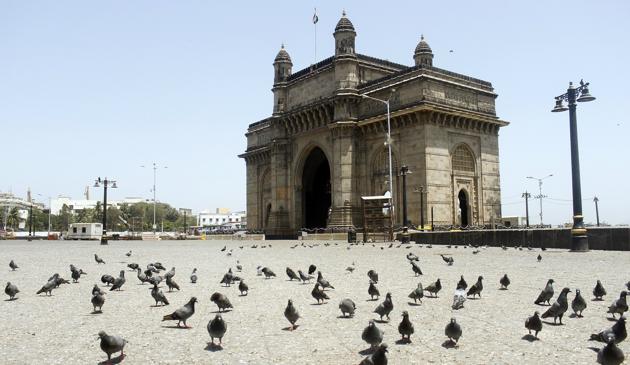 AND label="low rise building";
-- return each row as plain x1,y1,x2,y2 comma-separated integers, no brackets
198,209,246,230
